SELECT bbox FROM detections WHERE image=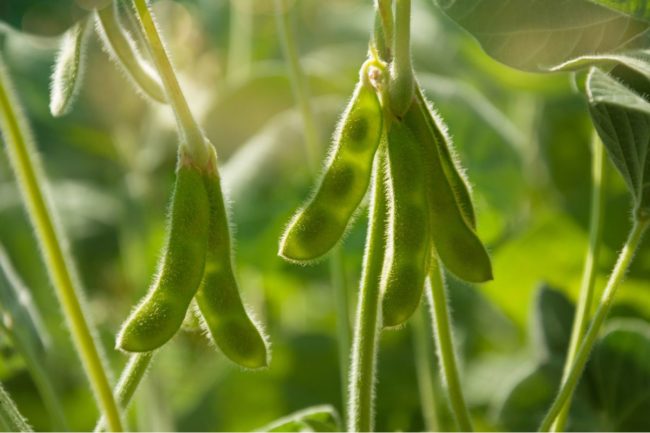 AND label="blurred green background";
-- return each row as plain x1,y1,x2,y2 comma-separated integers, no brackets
1,0,650,431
